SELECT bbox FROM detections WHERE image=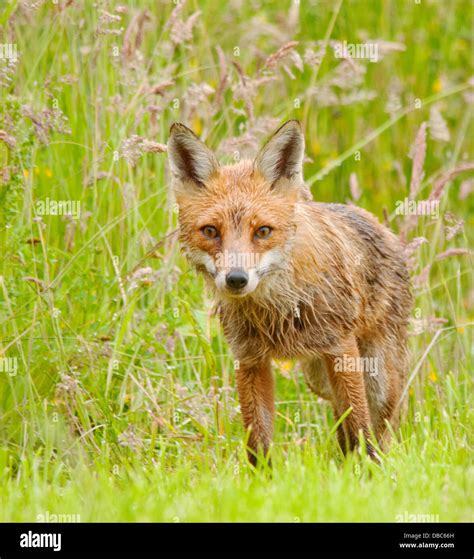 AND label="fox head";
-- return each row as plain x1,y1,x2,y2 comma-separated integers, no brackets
168,120,309,300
